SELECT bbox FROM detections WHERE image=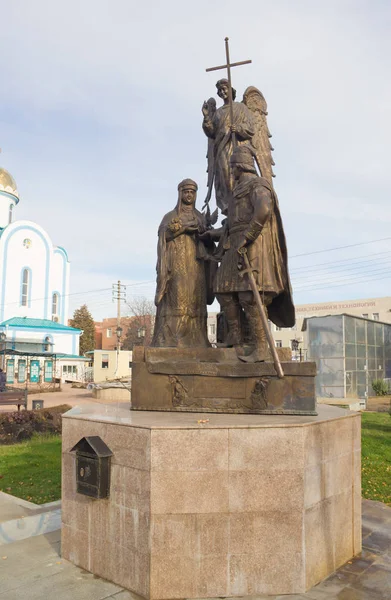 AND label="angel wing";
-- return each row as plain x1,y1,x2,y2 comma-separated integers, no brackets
242,86,275,185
